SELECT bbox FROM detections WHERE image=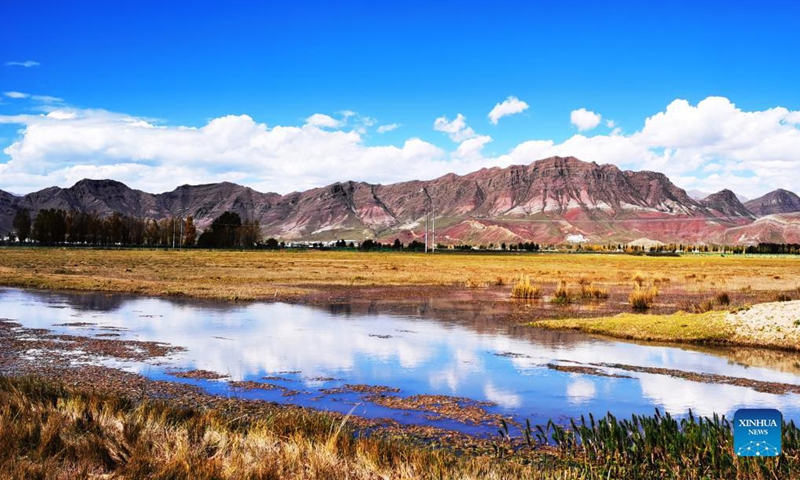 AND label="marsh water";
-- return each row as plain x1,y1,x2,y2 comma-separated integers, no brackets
3,287,800,436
